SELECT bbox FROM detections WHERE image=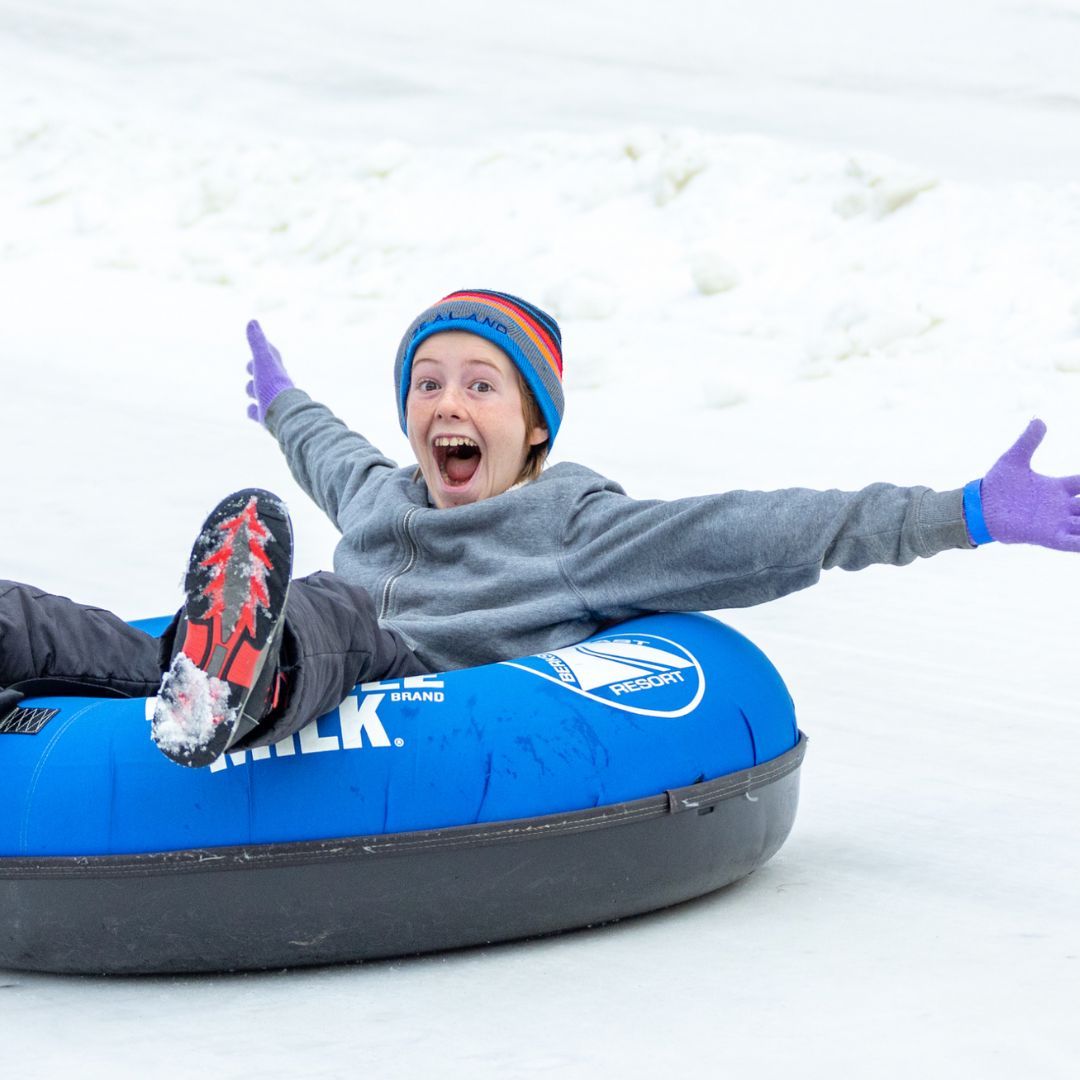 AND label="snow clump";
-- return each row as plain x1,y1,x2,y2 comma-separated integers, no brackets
151,654,234,755
689,249,741,296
